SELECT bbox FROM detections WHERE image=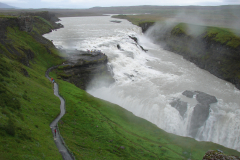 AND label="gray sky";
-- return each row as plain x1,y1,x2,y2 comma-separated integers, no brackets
1,0,240,8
